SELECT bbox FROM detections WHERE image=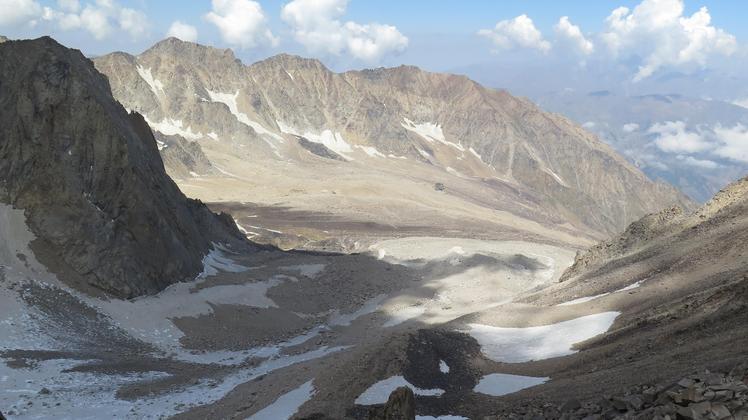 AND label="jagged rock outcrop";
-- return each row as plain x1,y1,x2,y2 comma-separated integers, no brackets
0,37,245,298
94,37,693,237
368,387,416,420
154,132,214,178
